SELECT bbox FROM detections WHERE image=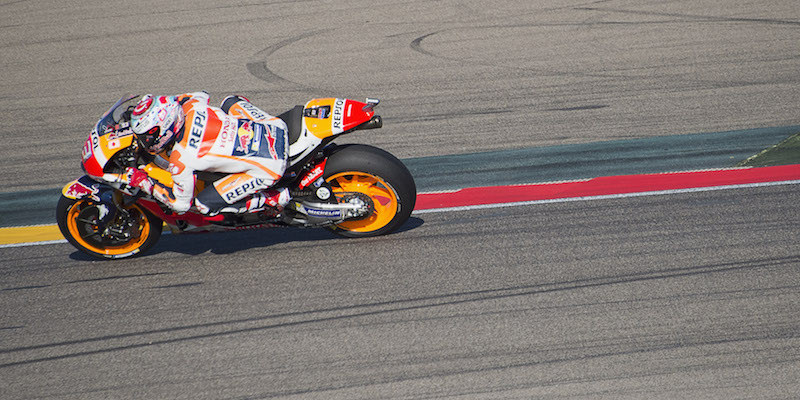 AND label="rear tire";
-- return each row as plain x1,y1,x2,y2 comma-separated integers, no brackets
323,145,416,237
56,195,162,259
